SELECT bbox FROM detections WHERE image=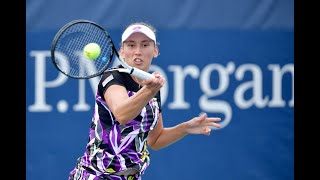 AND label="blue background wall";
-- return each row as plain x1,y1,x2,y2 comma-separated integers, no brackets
26,0,294,179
